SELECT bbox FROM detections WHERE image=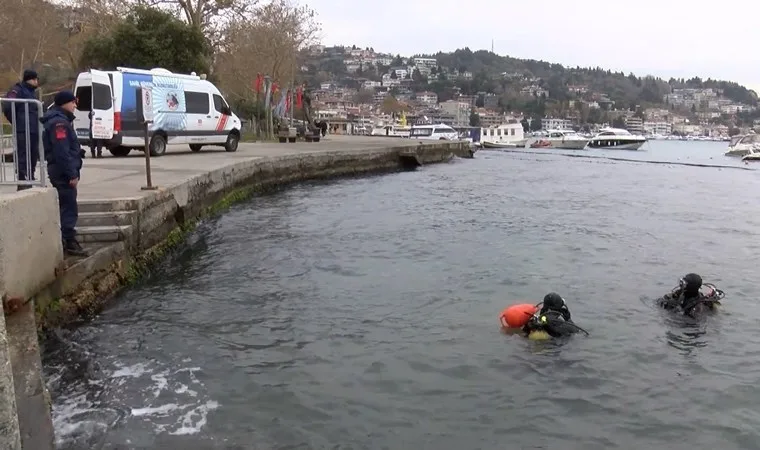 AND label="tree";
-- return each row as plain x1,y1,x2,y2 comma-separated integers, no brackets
0,0,67,81
353,88,374,104
469,111,481,127
381,95,403,114
390,70,398,79
612,116,626,128
79,6,211,74
215,0,319,104
148,0,257,50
